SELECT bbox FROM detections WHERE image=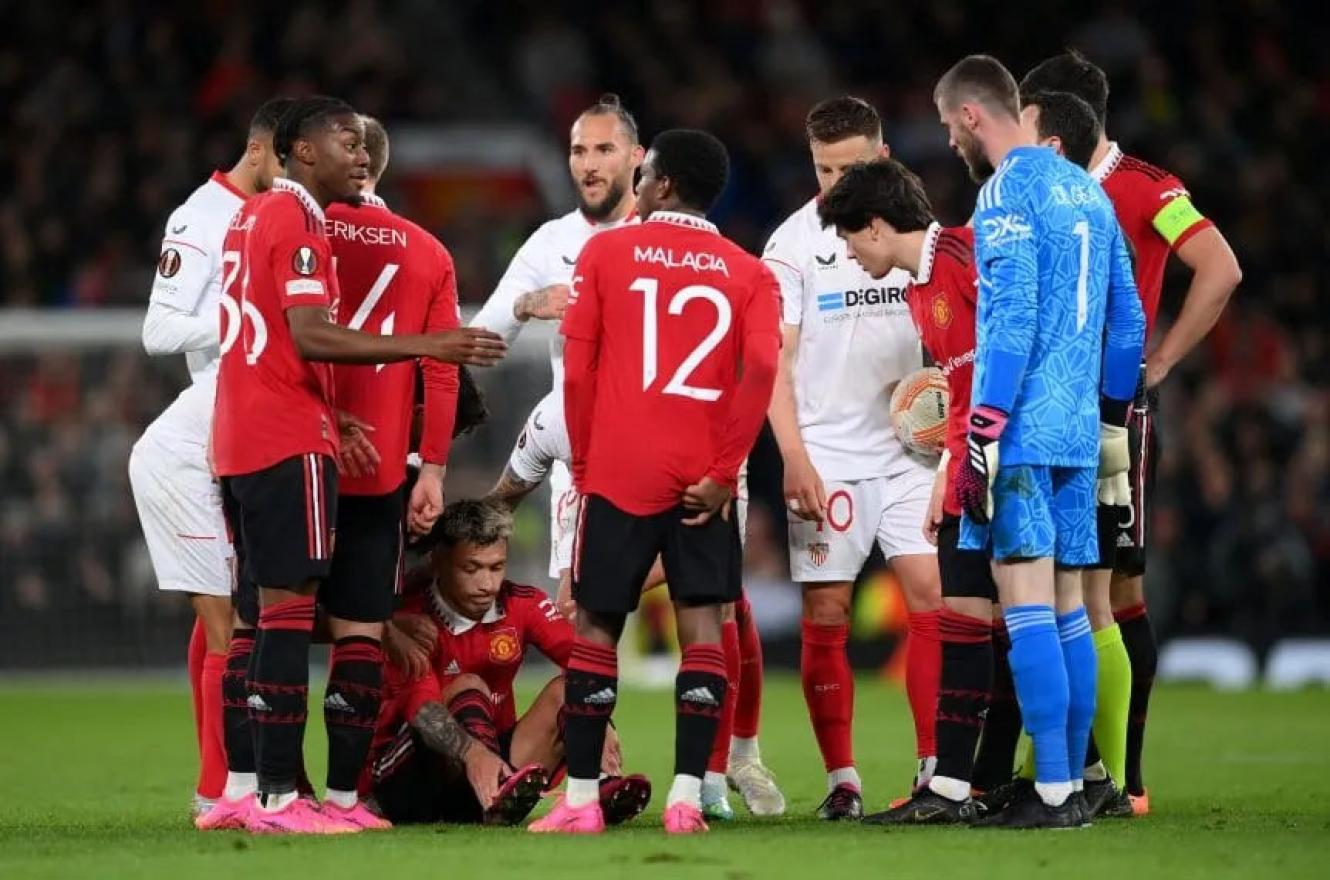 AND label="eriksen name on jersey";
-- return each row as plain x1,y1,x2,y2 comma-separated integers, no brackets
633,245,729,277
325,219,408,248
